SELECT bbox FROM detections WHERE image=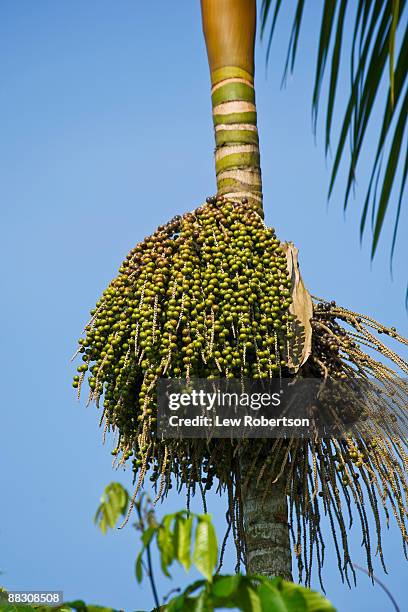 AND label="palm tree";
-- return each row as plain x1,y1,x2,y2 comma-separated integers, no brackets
73,0,408,589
